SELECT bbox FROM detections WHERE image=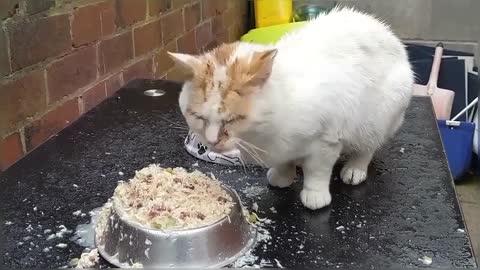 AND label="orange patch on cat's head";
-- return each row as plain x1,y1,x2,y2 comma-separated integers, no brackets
168,43,277,150
220,48,277,113
212,42,239,65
